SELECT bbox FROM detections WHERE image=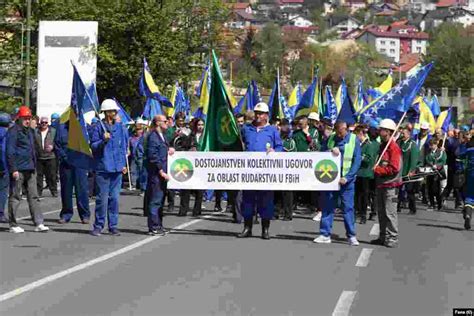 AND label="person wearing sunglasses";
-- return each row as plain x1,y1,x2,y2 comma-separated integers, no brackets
34,117,58,199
